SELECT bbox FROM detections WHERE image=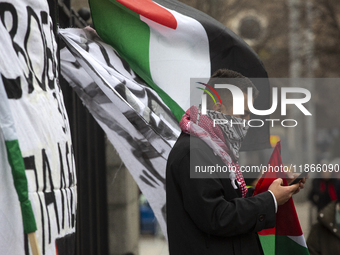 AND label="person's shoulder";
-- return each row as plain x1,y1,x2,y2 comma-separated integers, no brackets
171,132,212,153
167,133,214,165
